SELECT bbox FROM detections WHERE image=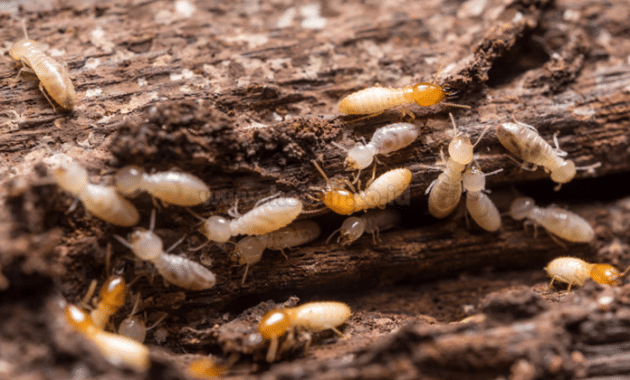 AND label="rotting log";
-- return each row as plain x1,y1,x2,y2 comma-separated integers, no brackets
1,0,630,379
